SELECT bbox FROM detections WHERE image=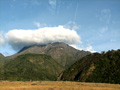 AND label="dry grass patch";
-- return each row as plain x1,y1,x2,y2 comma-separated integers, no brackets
0,81,119,90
